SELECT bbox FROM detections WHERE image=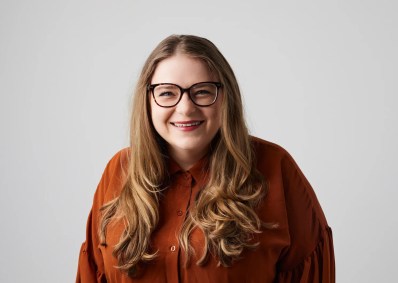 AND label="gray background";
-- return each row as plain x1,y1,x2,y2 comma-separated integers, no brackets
1,0,397,282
